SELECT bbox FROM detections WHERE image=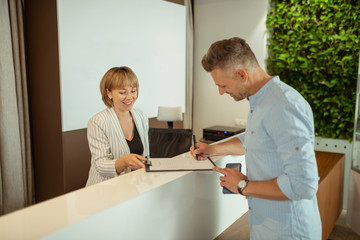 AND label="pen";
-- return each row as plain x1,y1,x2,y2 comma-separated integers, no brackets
193,135,198,160
141,156,152,166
